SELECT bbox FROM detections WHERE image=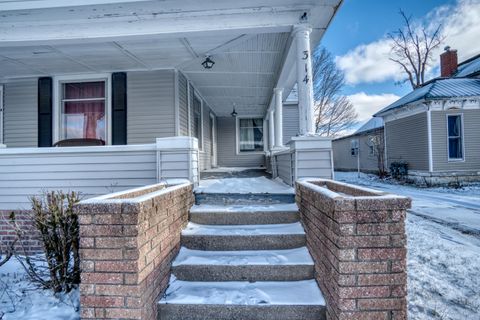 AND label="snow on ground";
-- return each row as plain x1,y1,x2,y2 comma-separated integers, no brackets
160,276,325,305
336,171,480,320
335,172,480,235
195,177,294,194
0,257,79,320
